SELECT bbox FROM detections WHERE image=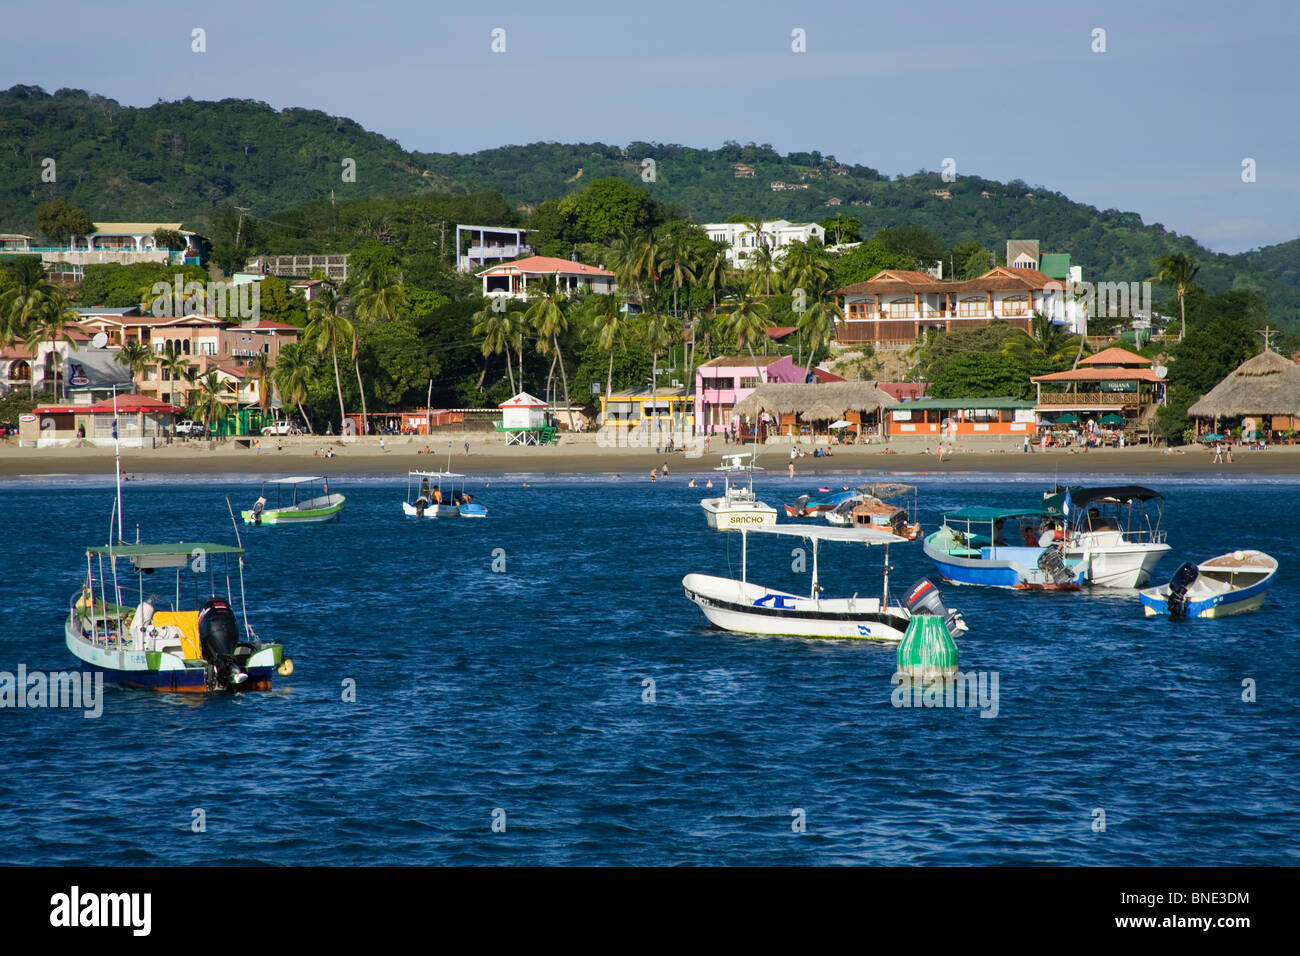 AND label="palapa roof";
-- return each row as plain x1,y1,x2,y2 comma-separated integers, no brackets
732,381,896,418
1188,350,1300,418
